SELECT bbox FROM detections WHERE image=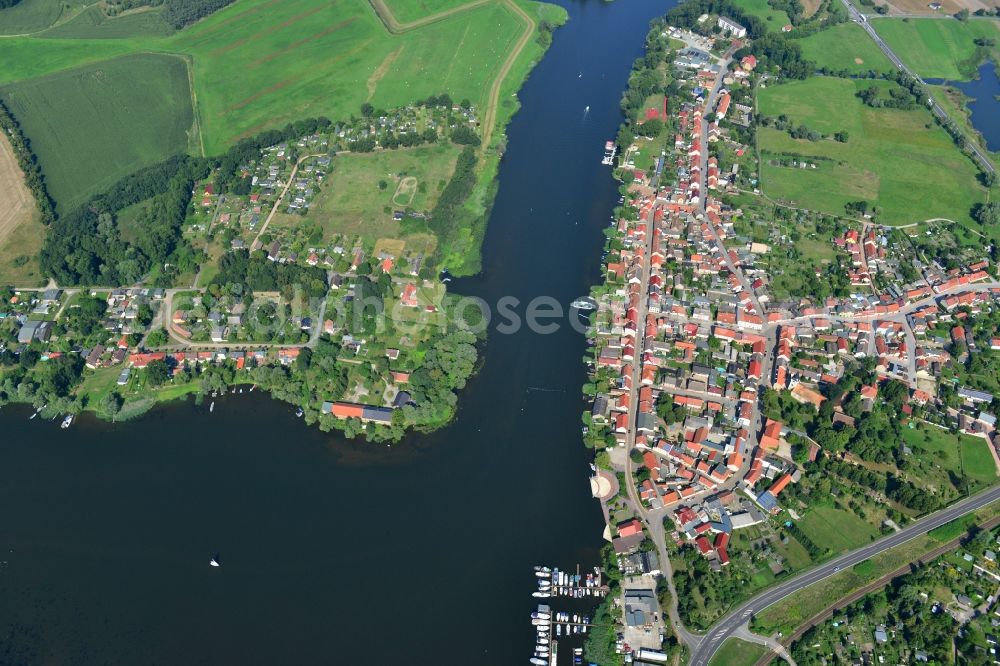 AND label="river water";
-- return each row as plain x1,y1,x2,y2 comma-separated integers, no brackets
0,1,667,663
